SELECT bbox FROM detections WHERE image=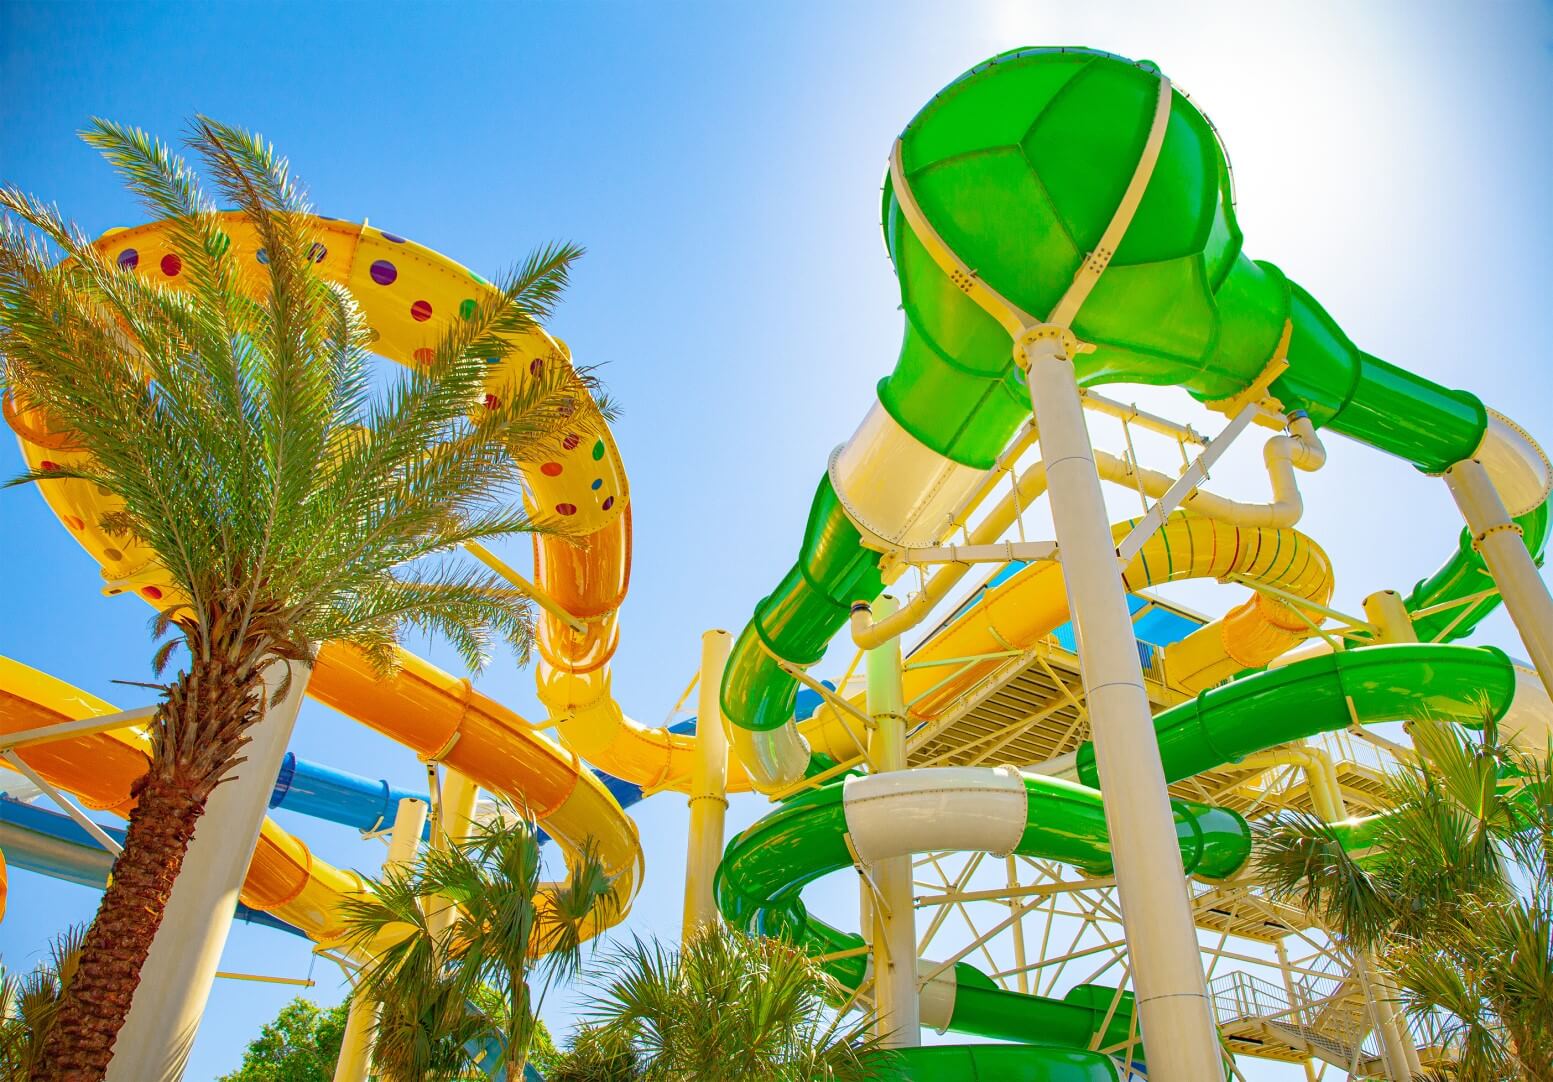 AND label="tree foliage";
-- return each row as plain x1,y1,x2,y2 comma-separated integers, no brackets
1256,717,1553,1080
0,114,602,1078
551,928,888,1081
339,808,618,1081
216,998,348,1082
0,926,85,1081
